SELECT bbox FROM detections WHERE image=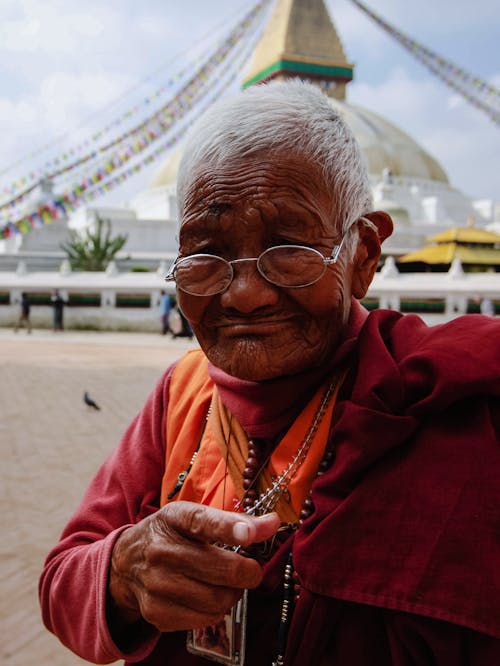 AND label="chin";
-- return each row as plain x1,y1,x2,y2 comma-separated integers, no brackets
209,348,278,381
204,337,328,381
